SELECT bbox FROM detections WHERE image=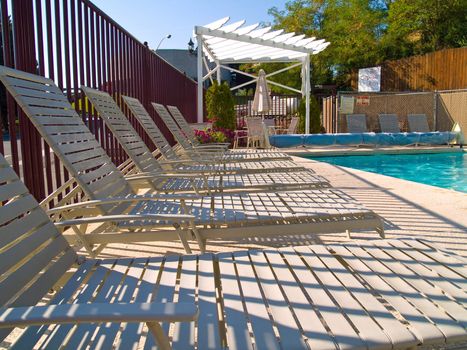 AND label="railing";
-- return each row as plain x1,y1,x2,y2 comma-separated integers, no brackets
234,94,300,129
0,0,198,201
